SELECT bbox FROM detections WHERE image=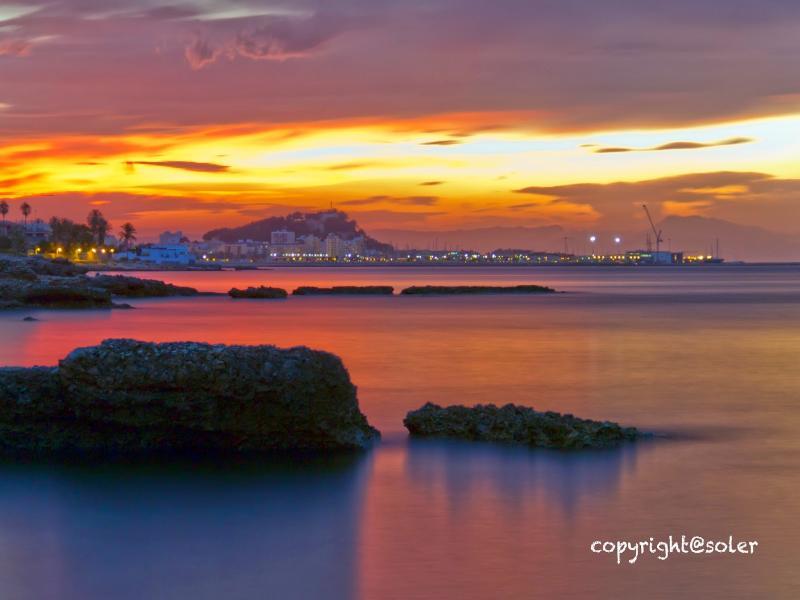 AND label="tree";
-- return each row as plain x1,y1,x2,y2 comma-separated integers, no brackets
20,202,31,226
118,222,137,250
0,200,8,222
49,217,93,253
87,209,110,247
